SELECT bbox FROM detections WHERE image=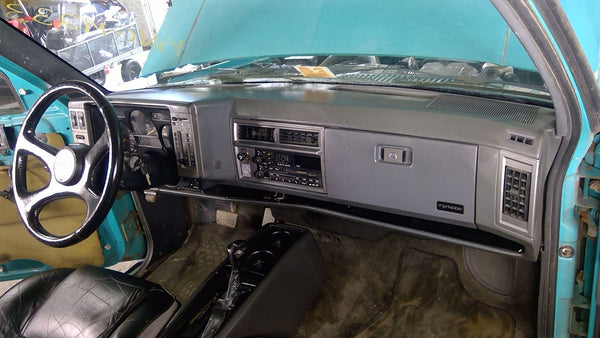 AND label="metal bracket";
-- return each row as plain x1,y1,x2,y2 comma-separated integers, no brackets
569,292,591,336
143,189,158,203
